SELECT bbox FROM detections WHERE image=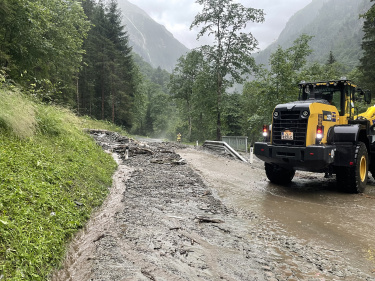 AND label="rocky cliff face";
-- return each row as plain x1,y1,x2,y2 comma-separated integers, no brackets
118,0,189,72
